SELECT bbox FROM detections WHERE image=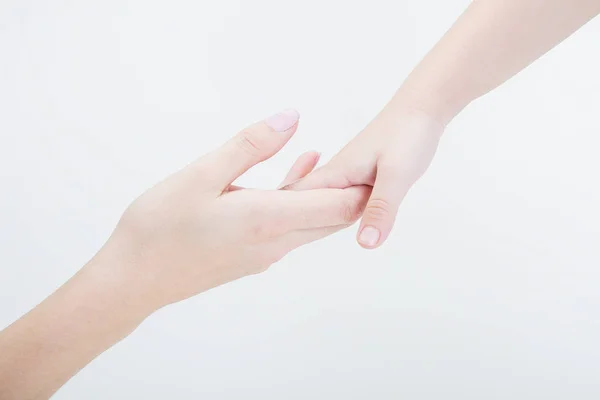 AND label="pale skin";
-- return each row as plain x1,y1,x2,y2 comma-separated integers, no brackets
2,1,600,398
0,110,371,400
287,0,600,249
